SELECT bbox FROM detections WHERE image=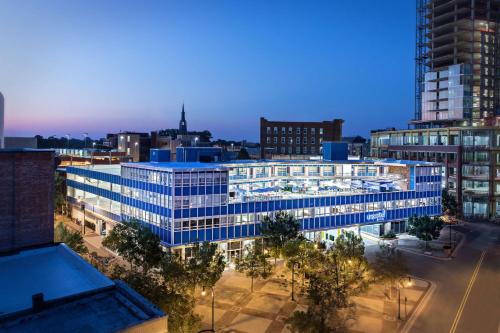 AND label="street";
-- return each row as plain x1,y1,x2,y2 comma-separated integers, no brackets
403,222,500,333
